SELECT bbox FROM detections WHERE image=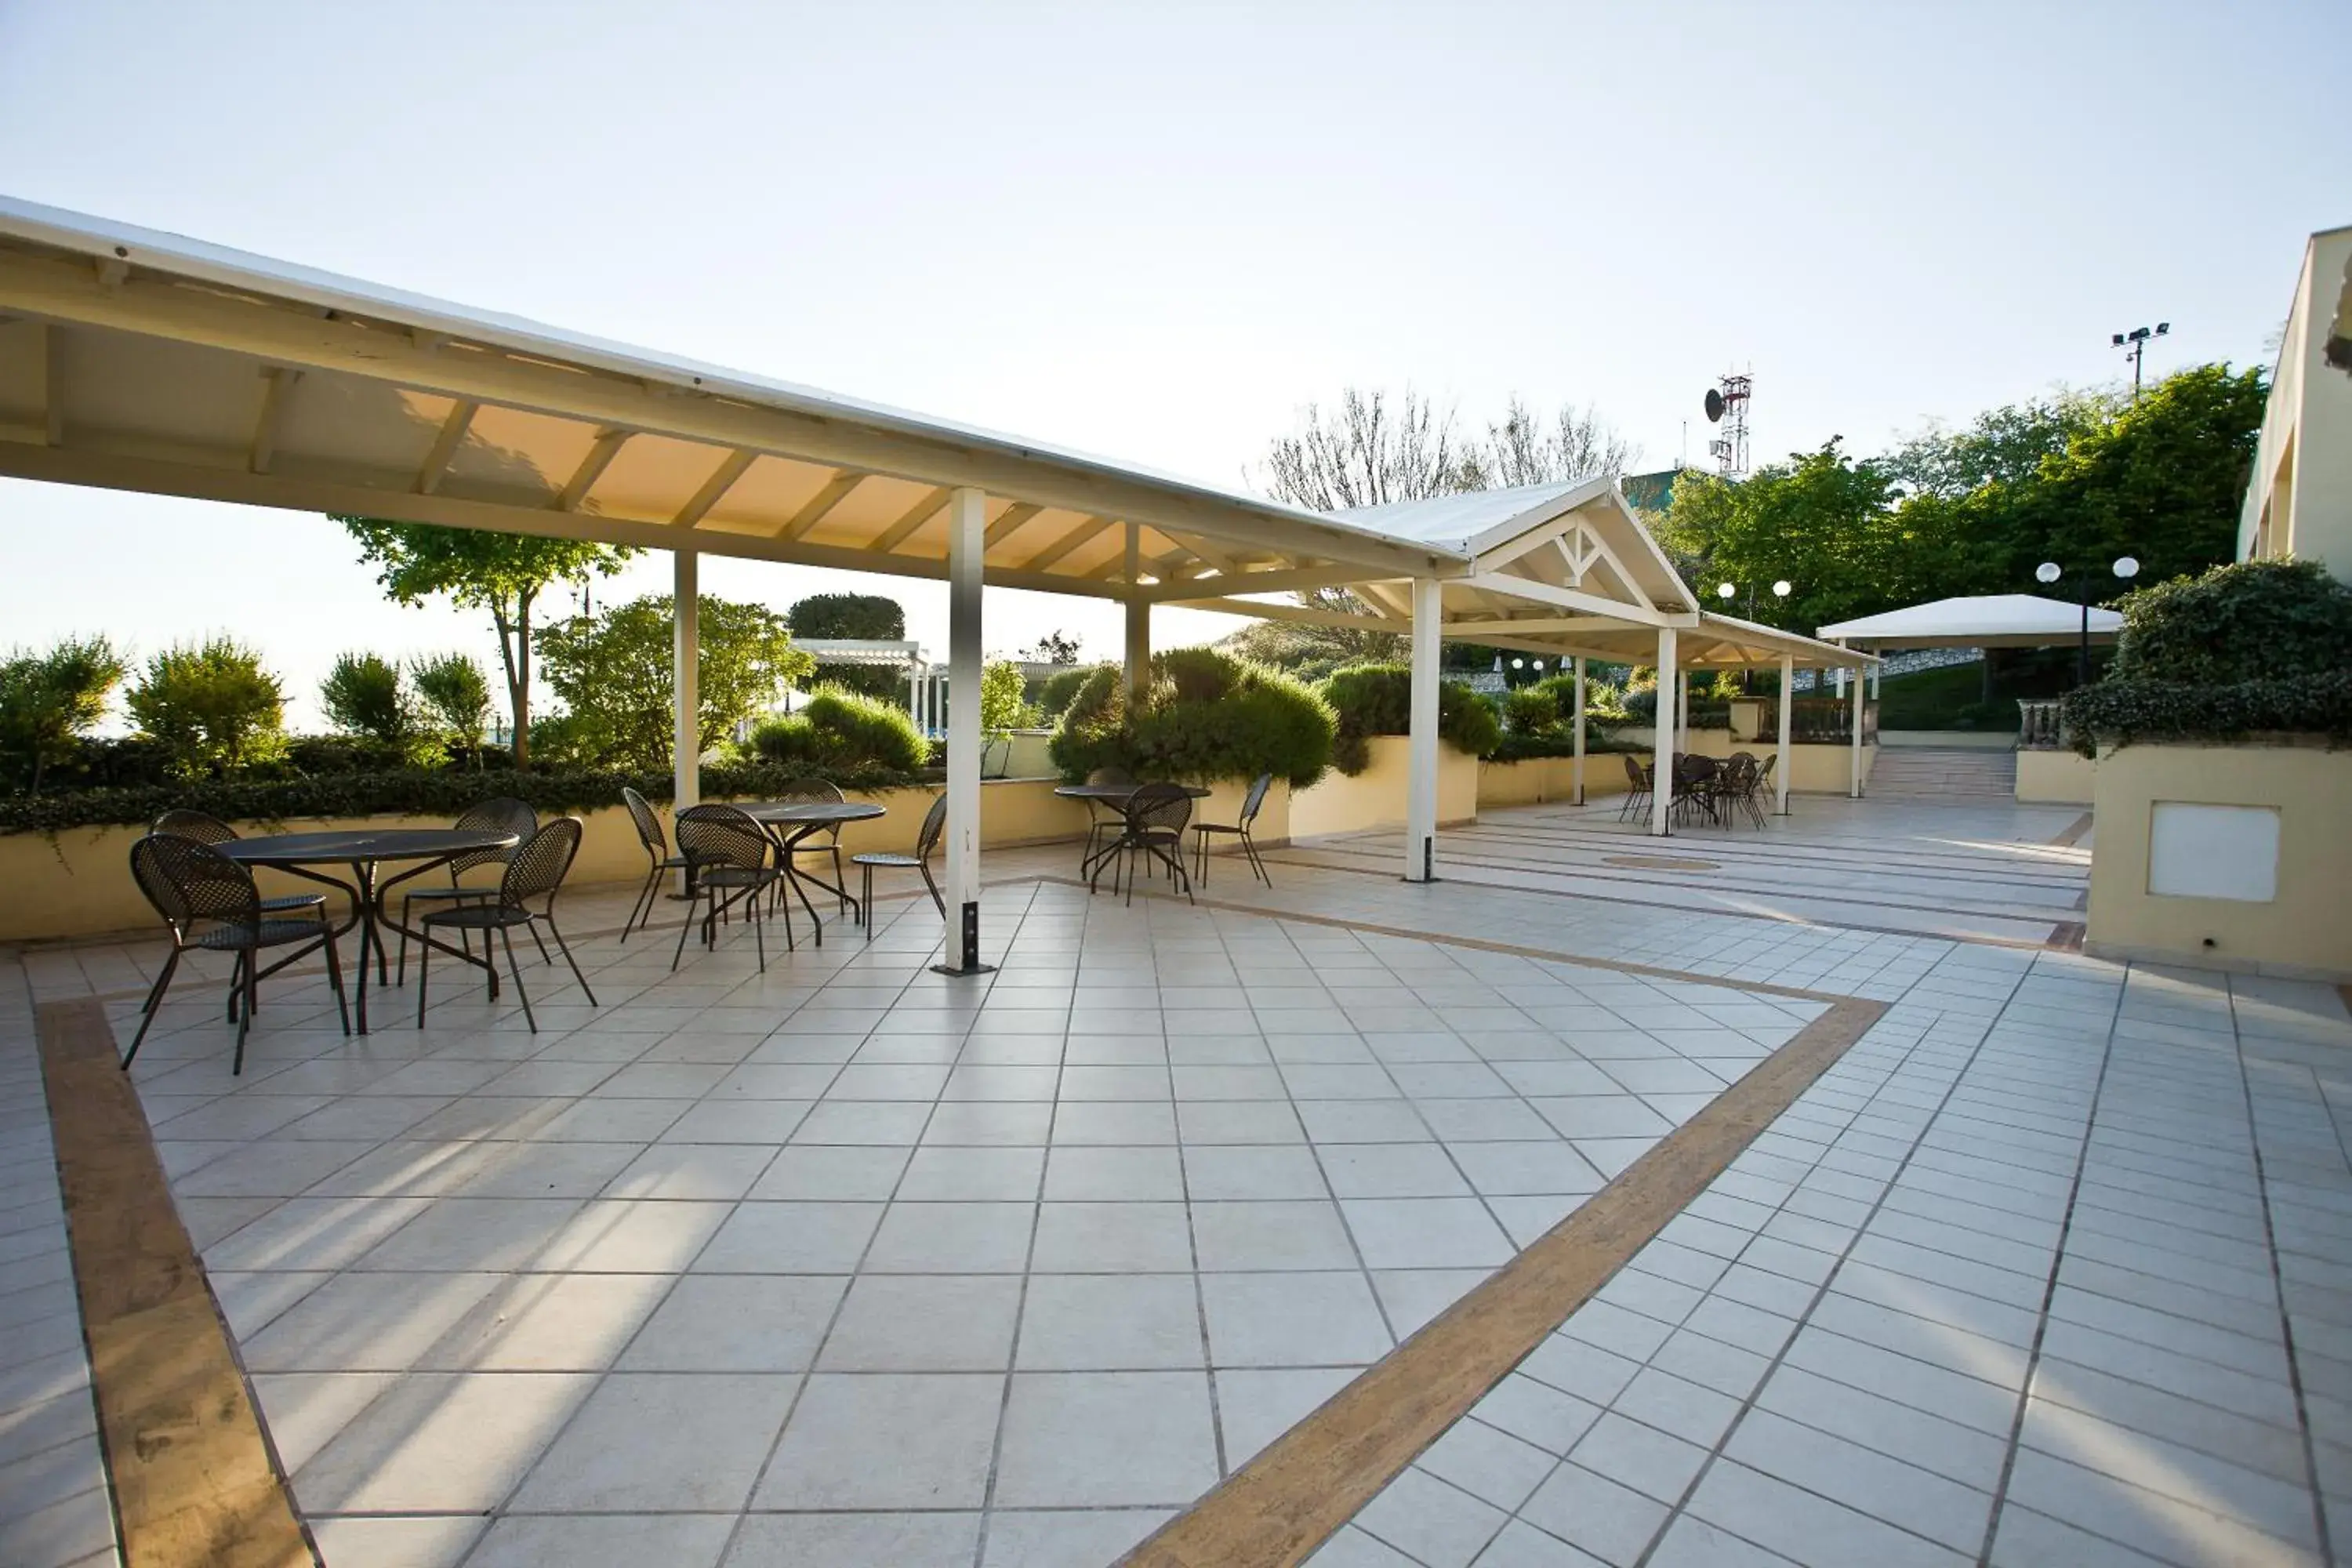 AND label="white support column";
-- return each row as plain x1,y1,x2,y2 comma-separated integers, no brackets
1677,669,1692,757
1124,593,1151,702
673,547,700,890
1570,655,1587,806
938,488,990,975
1650,627,1677,837
1403,576,1442,882
1849,661,1865,799
1775,654,1794,816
